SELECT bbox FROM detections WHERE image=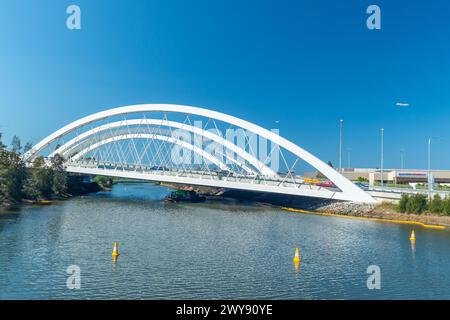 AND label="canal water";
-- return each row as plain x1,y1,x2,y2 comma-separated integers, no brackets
1,183,449,299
